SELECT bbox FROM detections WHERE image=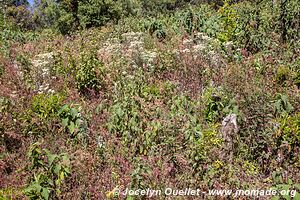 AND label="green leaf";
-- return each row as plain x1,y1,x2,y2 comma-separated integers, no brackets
70,108,78,117
294,191,300,200
45,150,58,167
294,184,300,190
54,163,62,175
60,171,65,180
62,118,69,127
41,188,49,200
68,121,75,134
75,118,81,126
58,104,69,116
